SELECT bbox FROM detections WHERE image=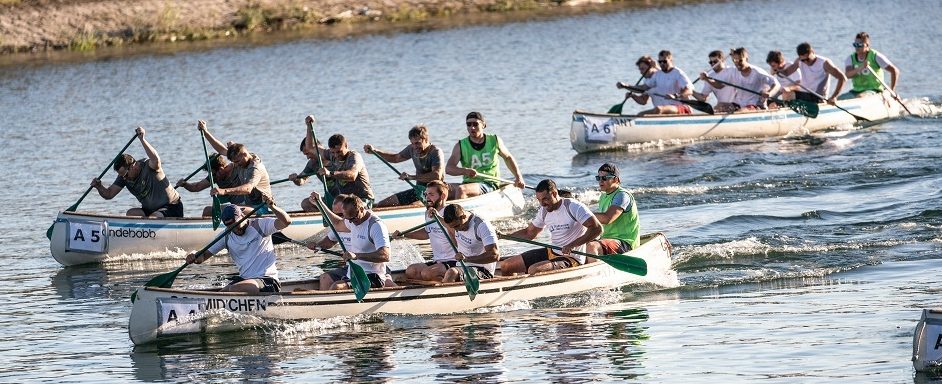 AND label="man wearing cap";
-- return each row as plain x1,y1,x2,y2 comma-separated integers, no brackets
307,192,392,290
499,179,602,275
364,124,445,208
185,196,291,294
91,127,184,218
585,164,640,256
197,120,275,211
445,111,525,199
